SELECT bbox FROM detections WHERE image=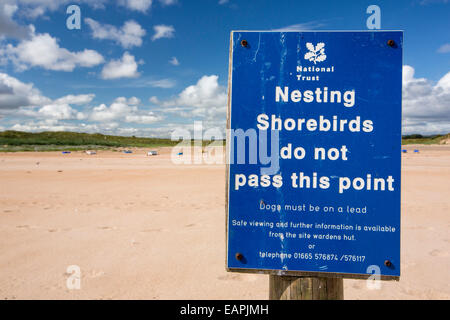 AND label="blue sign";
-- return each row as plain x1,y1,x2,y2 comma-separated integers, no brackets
227,31,402,278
